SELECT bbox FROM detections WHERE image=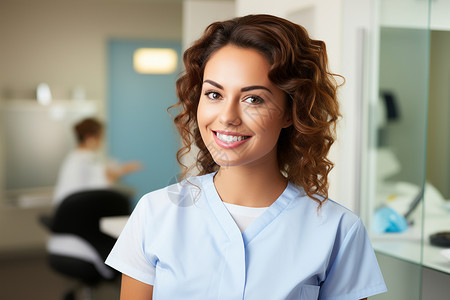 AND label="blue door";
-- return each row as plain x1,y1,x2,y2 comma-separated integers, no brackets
107,39,181,205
